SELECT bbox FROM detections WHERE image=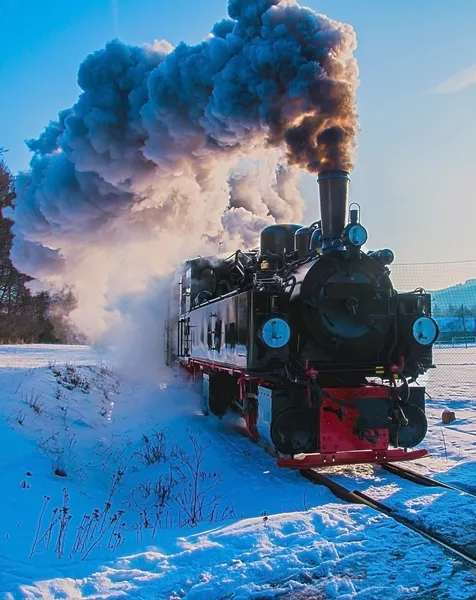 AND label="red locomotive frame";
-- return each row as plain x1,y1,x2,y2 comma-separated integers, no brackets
179,358,428,469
